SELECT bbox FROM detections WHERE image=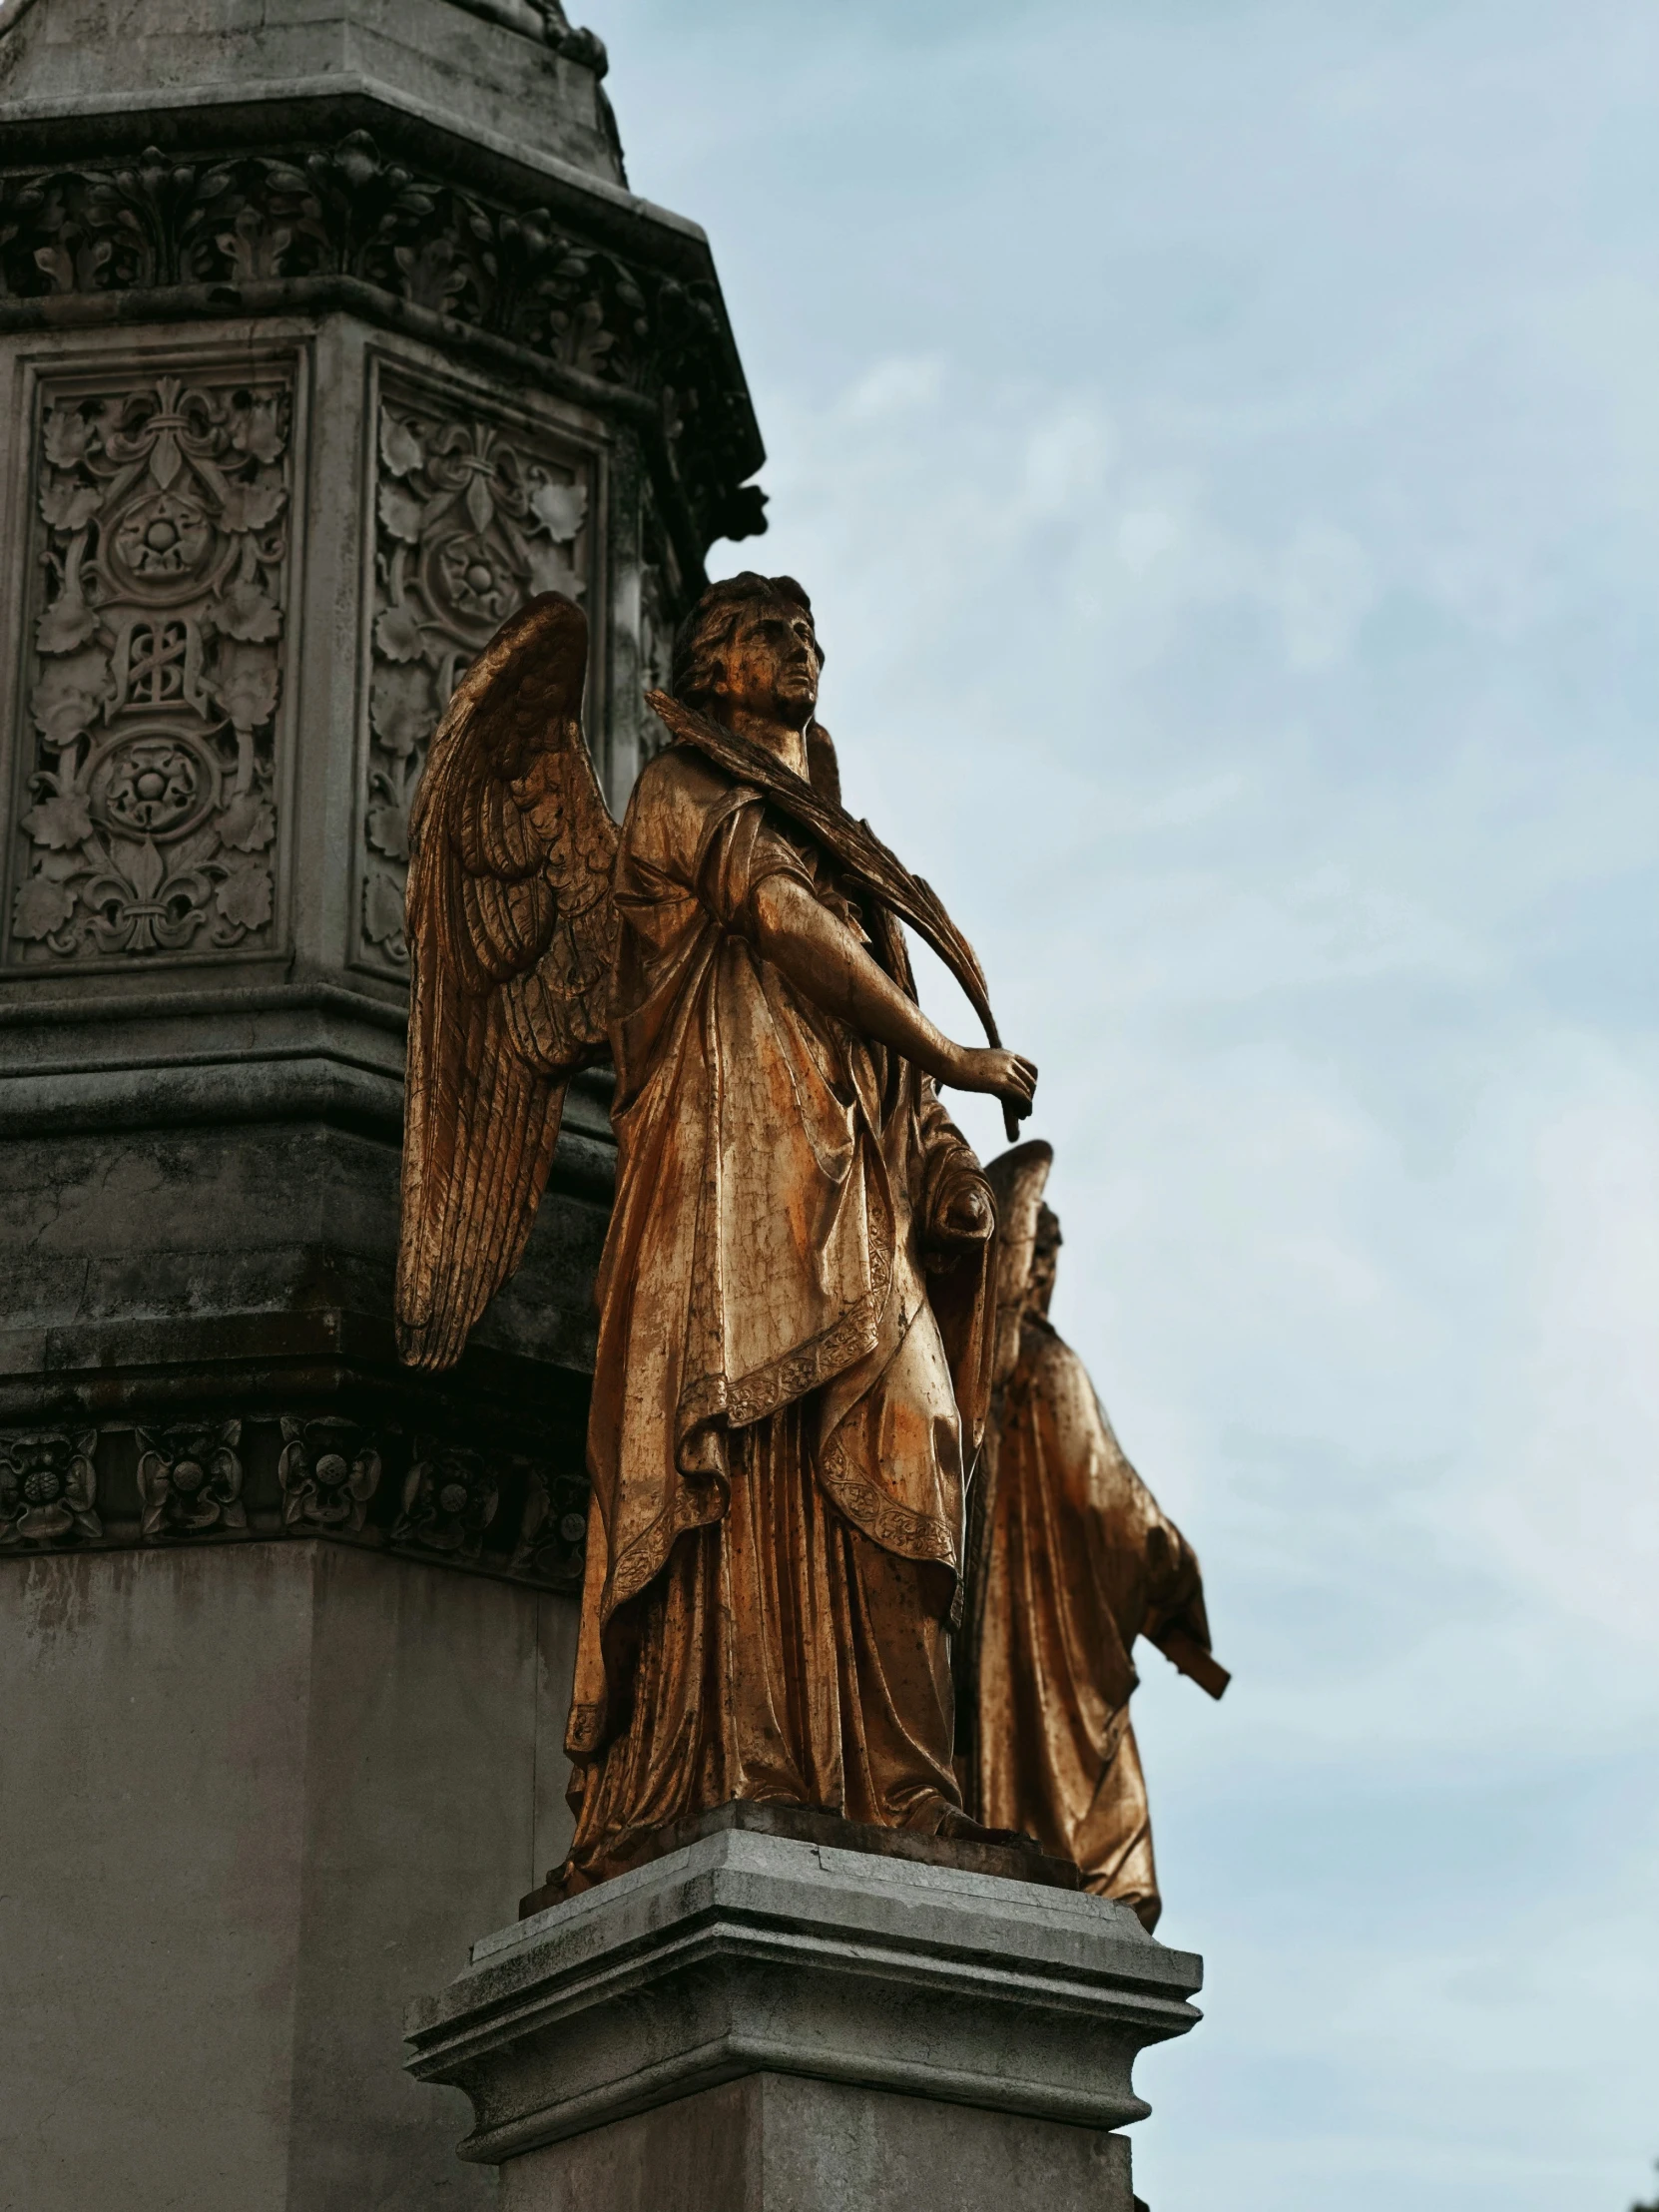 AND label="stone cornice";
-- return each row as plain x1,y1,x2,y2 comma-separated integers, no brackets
0,115,766,572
